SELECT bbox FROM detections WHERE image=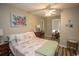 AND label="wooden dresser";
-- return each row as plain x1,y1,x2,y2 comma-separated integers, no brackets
34,31,44,38
0,42,9,56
